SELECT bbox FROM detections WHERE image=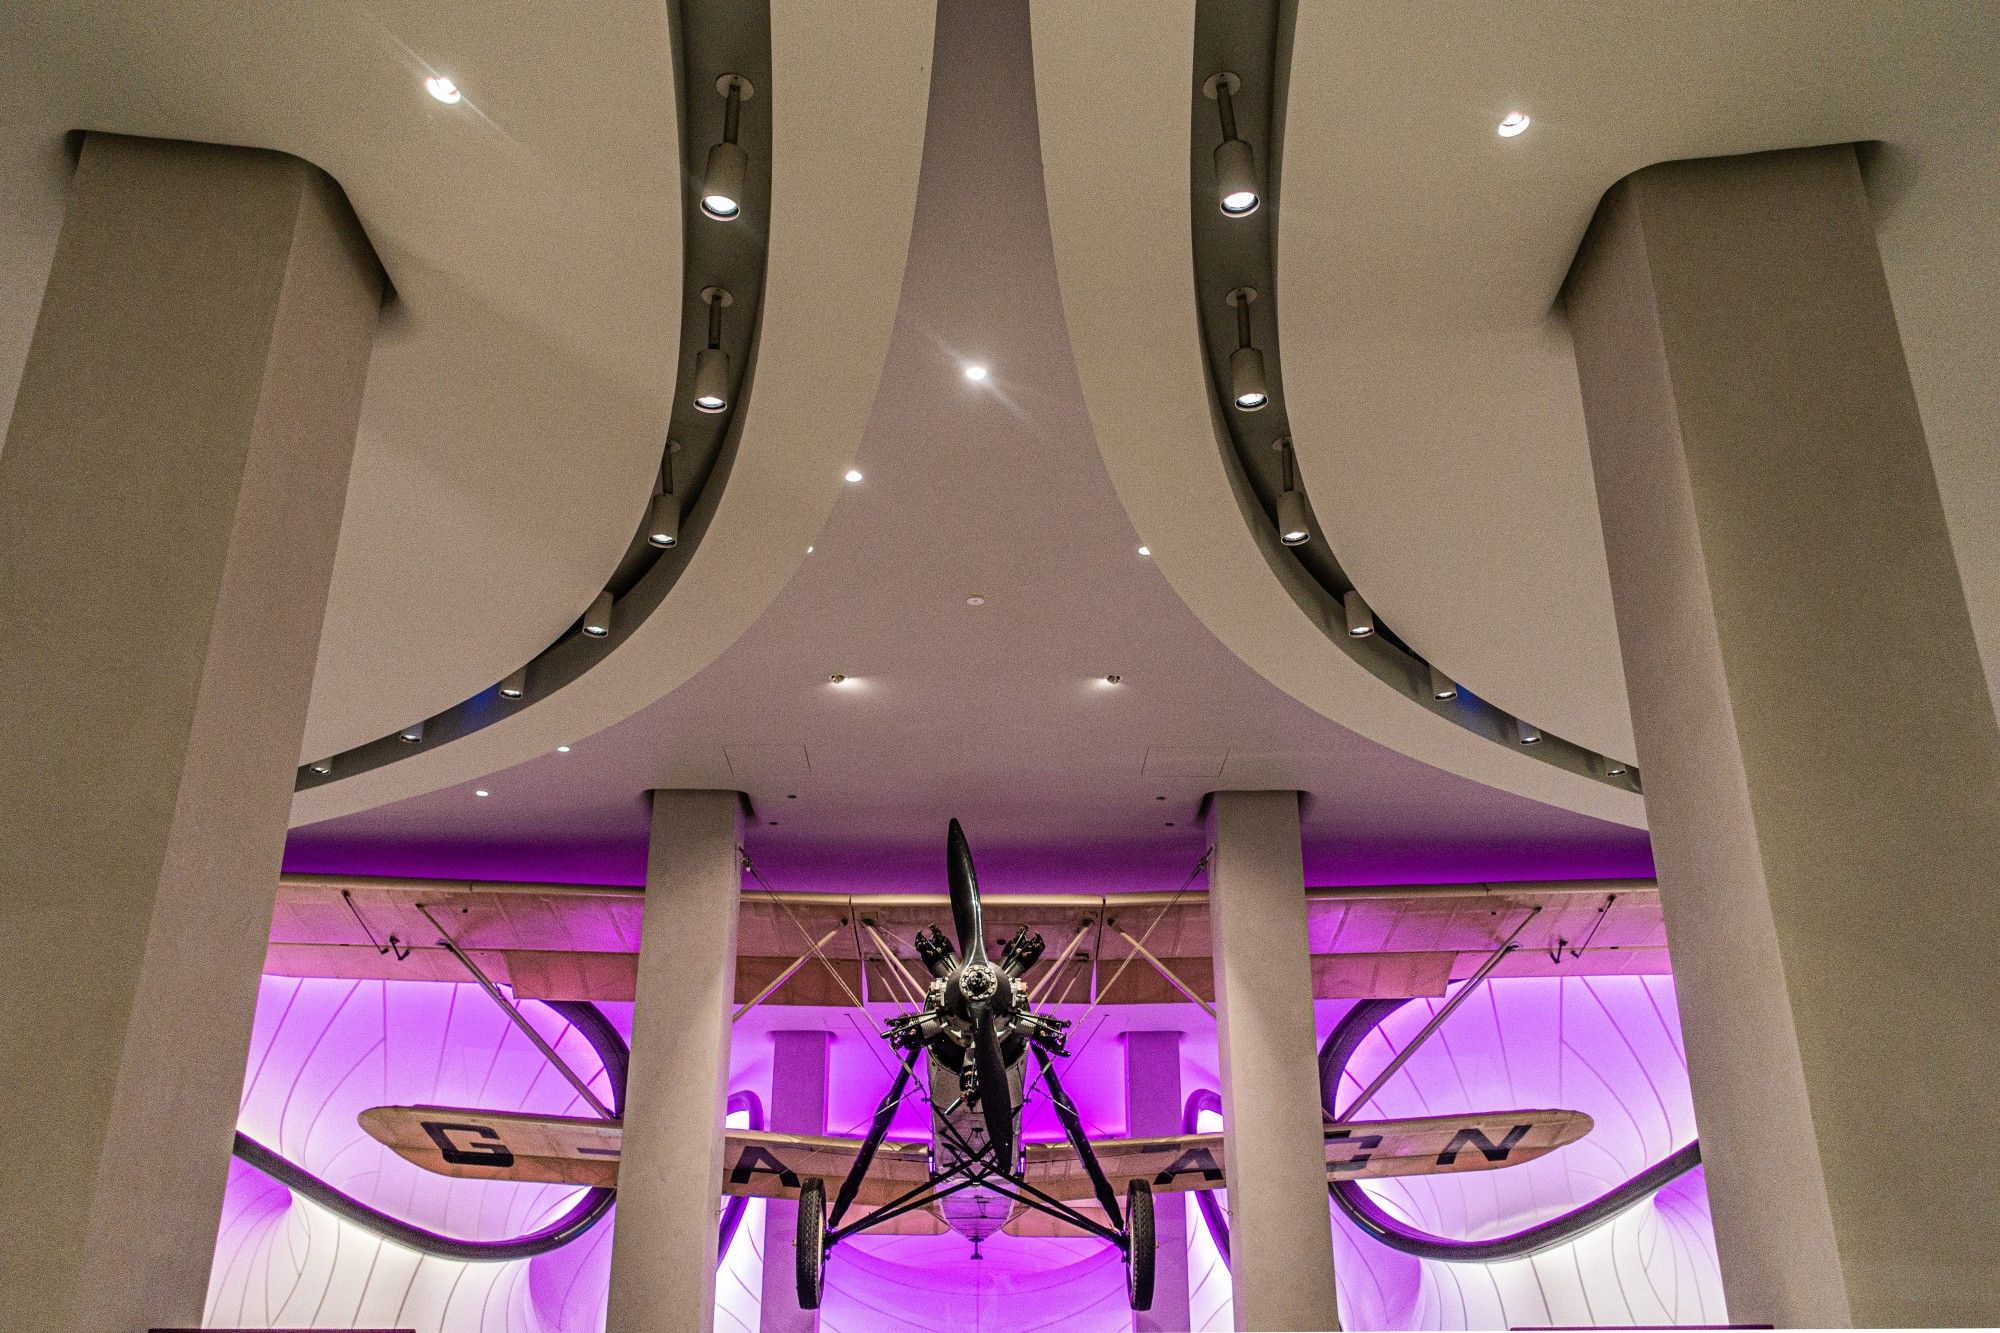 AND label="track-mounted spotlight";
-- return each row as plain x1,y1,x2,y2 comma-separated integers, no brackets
1274,438,1310,546
307,759,334,776
499,667,528,700
1226,287,1267,410
1204,72,1260,216
701,75,753,221
694,287,733,413
1343,590,1375,638
399,720,425,744
1515,720,1543,745
647,441,682,549
1427,664,1457,701
583,591,614,639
